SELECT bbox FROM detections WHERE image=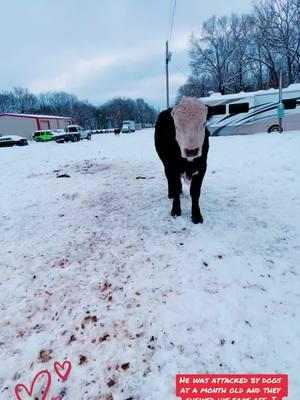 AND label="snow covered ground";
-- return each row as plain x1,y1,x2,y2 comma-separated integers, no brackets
0,129,299,400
